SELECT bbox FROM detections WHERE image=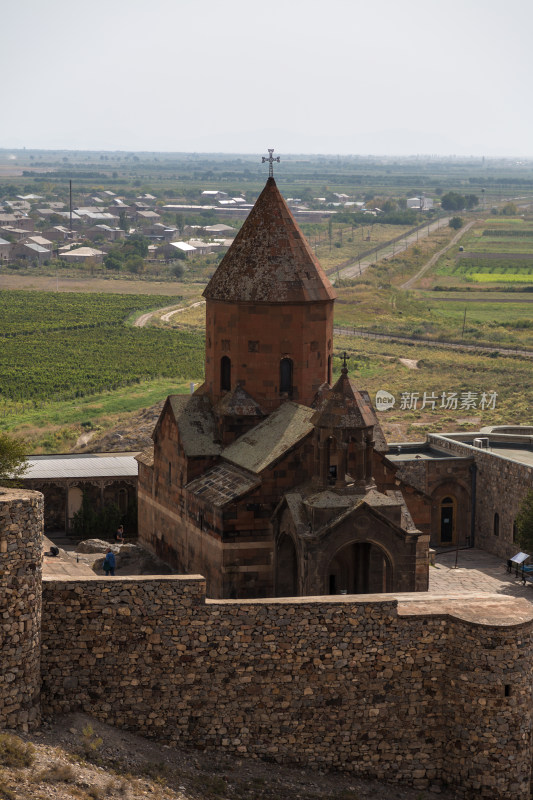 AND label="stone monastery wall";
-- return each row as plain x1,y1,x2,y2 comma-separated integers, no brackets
40,575,533,800
3,490,533,799
0,489,42,731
